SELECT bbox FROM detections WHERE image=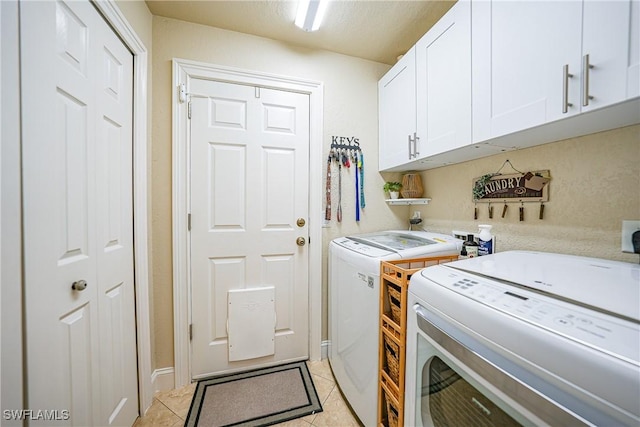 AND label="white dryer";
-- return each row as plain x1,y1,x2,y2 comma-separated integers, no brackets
328,230,461,426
